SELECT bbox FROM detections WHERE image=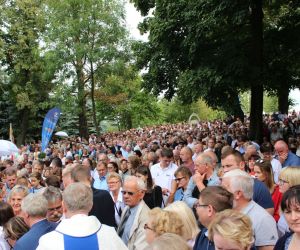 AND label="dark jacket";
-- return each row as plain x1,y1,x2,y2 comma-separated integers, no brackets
274,232,293,250
89,187,117,228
